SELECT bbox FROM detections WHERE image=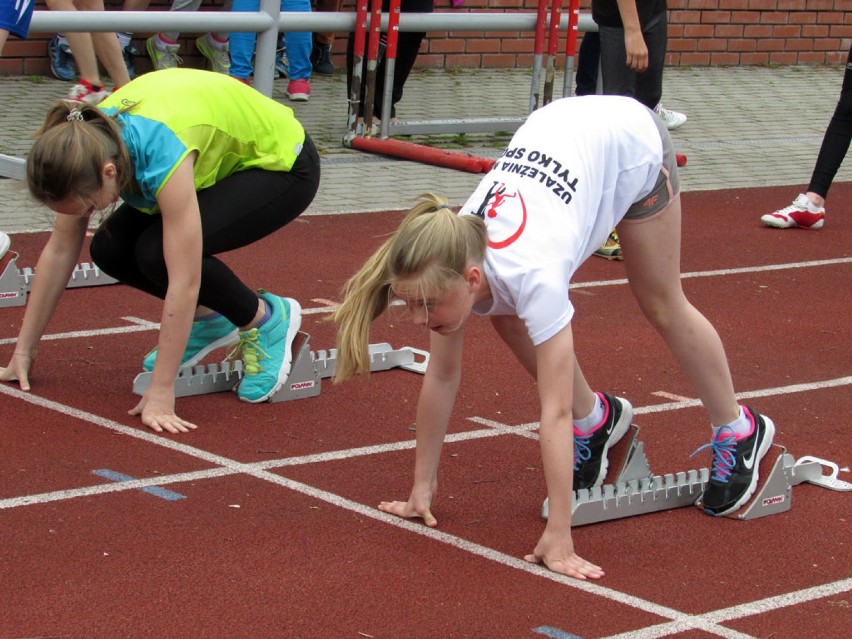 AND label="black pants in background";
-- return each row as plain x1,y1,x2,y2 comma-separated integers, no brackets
808,44,852,198
345,0,434,120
